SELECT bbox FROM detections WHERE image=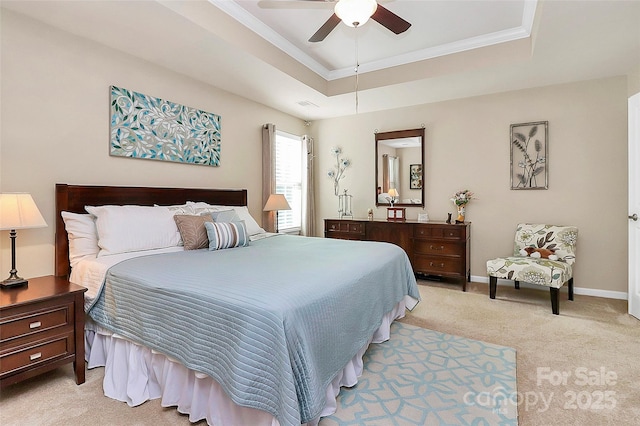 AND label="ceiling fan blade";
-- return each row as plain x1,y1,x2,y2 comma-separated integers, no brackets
308,13,341,42
371,4,411,35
